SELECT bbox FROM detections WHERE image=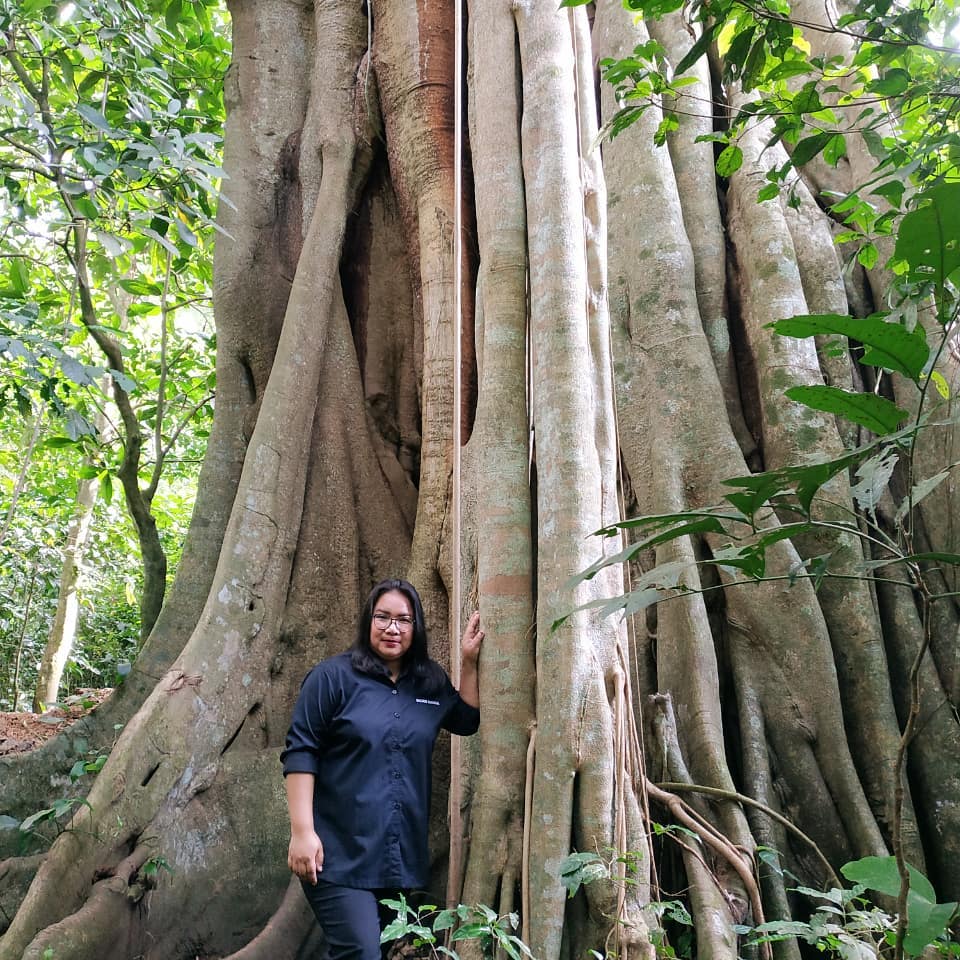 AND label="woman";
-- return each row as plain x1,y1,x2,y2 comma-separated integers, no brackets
281,578,483,960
